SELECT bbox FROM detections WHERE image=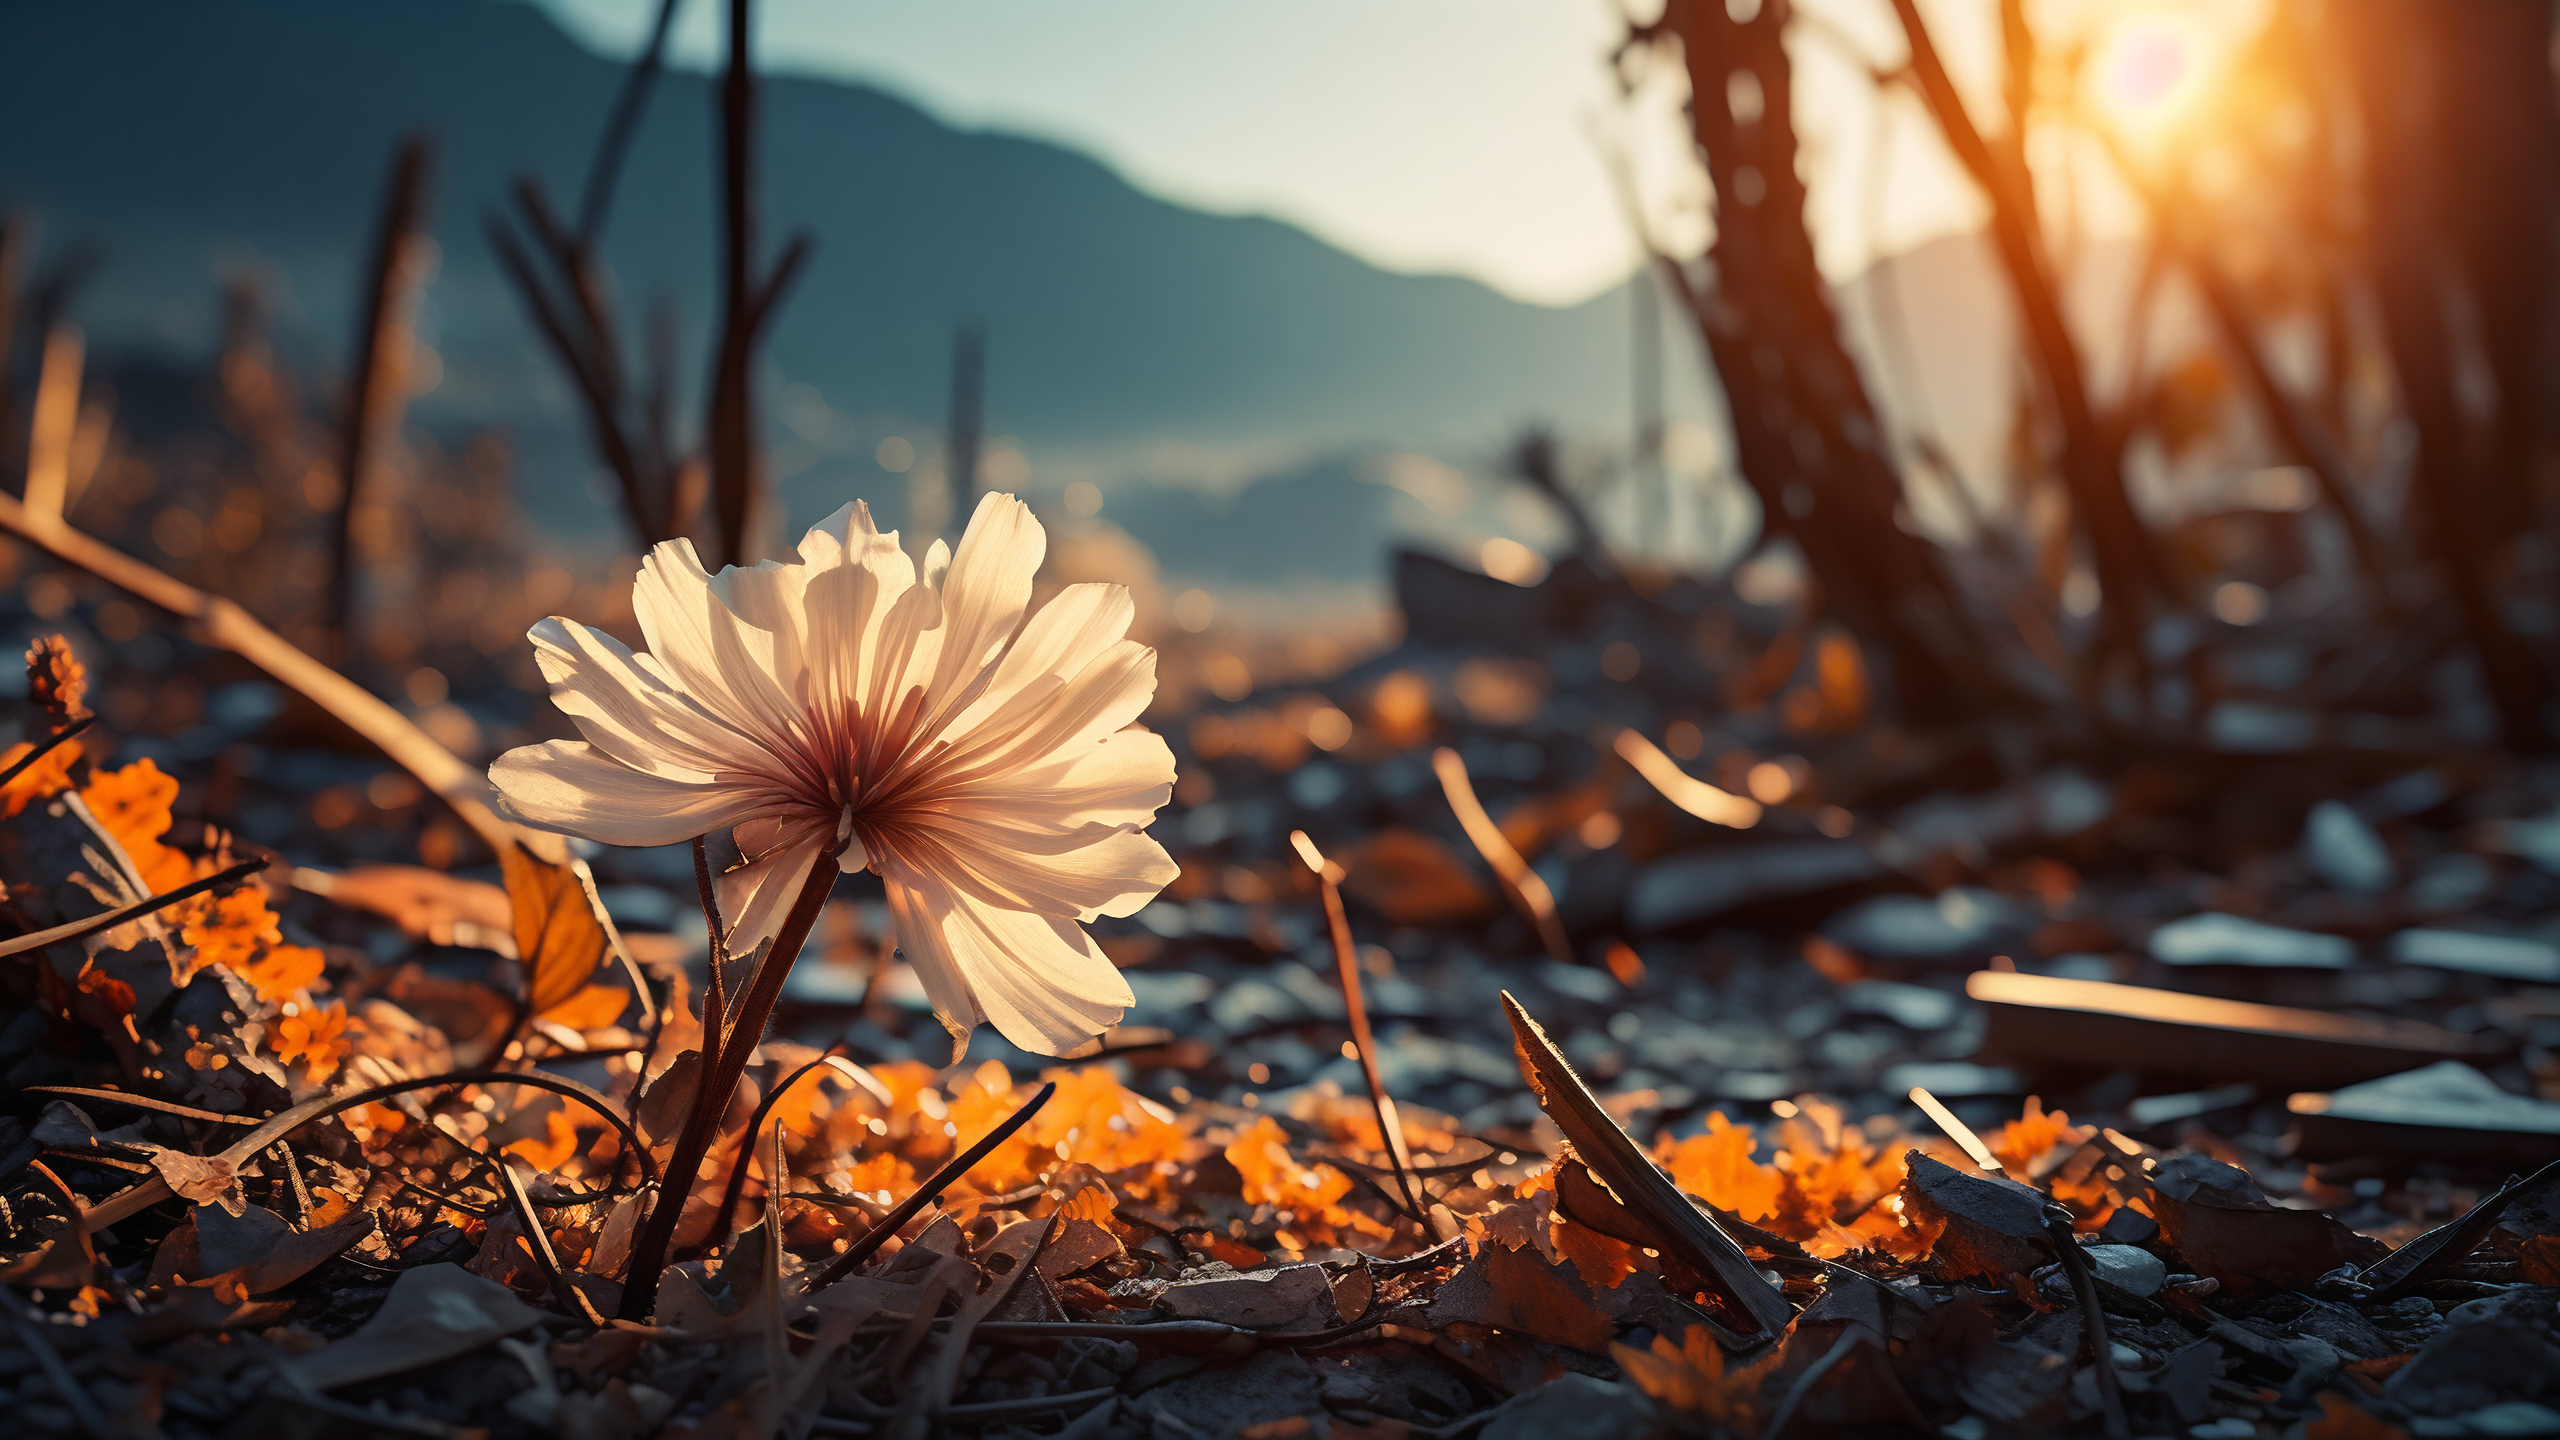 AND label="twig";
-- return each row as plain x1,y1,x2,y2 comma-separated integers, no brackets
578,0,684,245
2087,125,2400,611
273,1140,314,1228
571,856,659,1029
1290,831,1437,1236
619,852,838,1320
0,492,562,864
1908,1086,2005,1174
0,857,264,962
0,715,92,792
331,136,435,660
1609,726,1761,829
25,1085,262,1127
704,1047,856,1245
809,1080,1058,1290
79,1067,656,1231
692,835,731,1073
1430,748,1574,969
21,325,82,525
2043,1204,2128,1440
1885,0,2168,633
493,1155,609,1326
